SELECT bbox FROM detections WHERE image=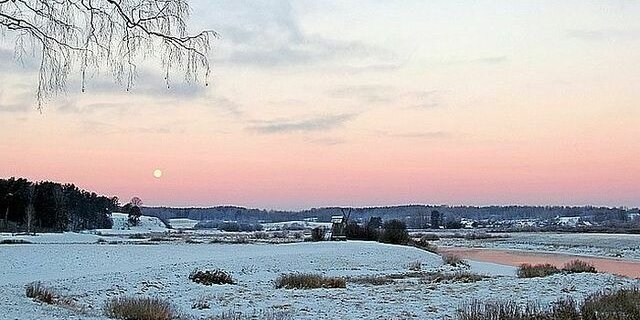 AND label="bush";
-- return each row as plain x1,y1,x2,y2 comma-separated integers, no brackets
275,273,346,289
345,219,380,241
311,227,325,242
413,236,438,253
581,287,640,320
457,298,579,320
379,219,409,245
442,253,467,267
457,288,640,320
517,263,561,278
25,282,55,304
189,269,235,285
562,260,597,273
104,297,175,320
